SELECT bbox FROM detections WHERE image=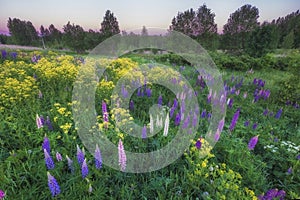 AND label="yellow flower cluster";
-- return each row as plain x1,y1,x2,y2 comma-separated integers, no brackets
0,61,38,108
